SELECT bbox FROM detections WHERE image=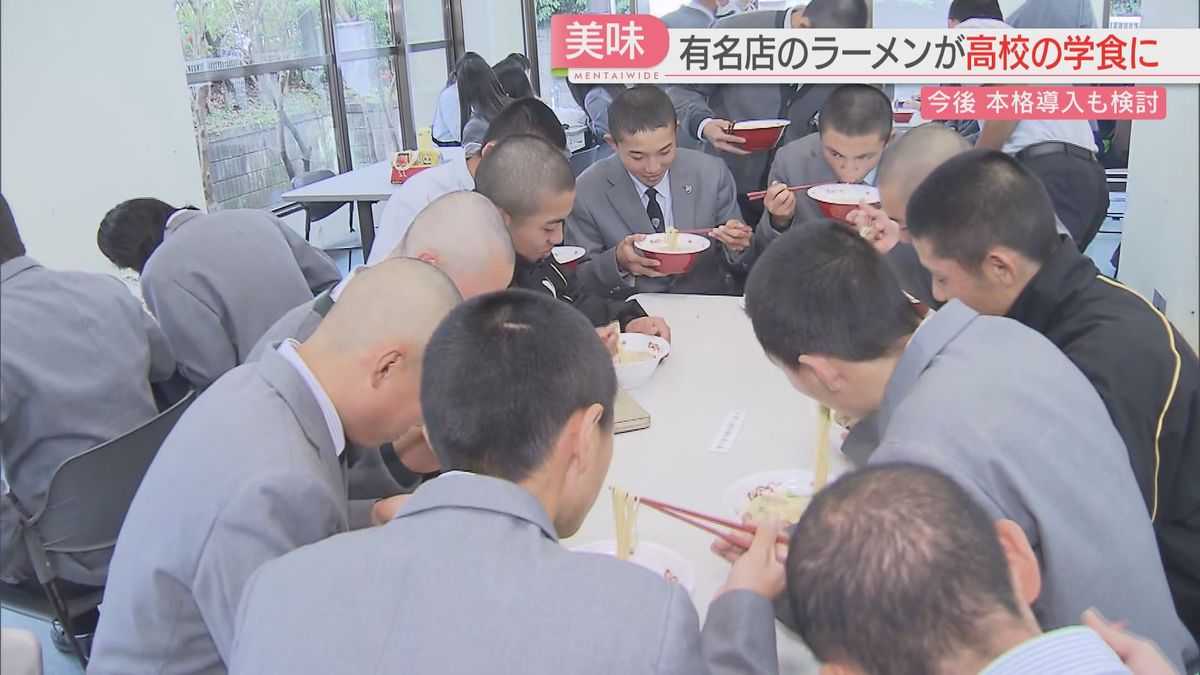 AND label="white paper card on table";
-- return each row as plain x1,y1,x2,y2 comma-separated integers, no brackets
709,410,748,454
